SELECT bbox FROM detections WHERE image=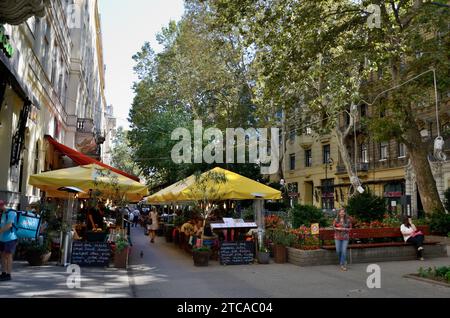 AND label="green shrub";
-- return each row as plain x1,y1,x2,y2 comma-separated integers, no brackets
193,246,210,252
241,208,255,221
21,239,51,255
429,210,450,235
115,235,129,253
346,191,387,222
270,229,297,247
288,204,328,228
